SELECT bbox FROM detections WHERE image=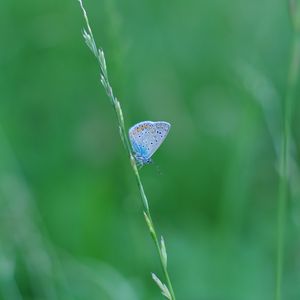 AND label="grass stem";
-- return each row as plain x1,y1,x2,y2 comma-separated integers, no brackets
275,11,300,299
77,1,176,298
